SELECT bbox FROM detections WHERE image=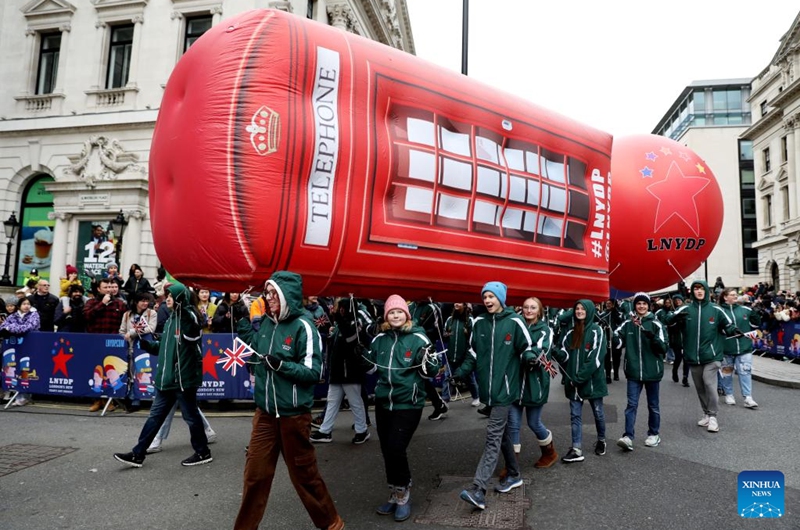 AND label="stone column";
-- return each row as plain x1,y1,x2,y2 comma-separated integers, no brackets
93,21,107,89
48,211,72,285
54,24,71,94
120,210,144,274
126,16,144,89
23,29,37,94
787,123,797,219
327,4,350,30
210,5,223,25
